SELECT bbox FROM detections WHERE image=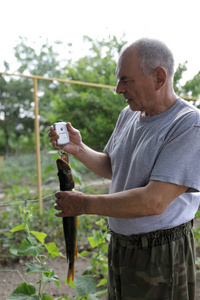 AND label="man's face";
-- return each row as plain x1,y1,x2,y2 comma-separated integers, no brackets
116,49,156,114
